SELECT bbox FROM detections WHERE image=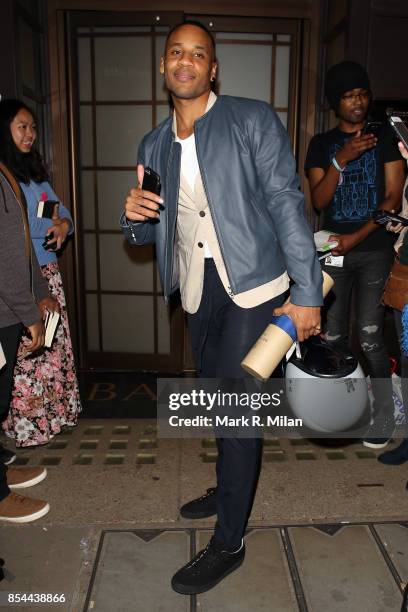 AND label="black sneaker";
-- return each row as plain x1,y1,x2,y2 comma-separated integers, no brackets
180,487,217,519
171,537,245,594
0,446,16,466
